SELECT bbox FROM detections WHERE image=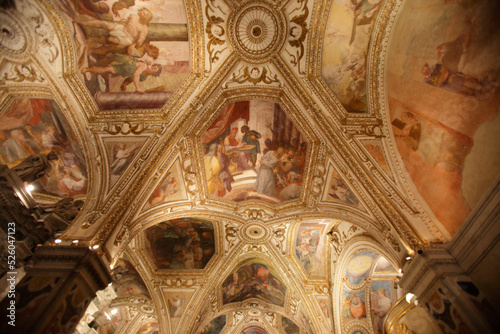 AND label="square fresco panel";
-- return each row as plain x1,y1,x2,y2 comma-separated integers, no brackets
201,100,307,204
145,159,186,209
144,218,215,270
322,0,384,113
57,0,189,110
222,259,286,307
0,98,87,197
295,222,328,278
387,0,500,234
